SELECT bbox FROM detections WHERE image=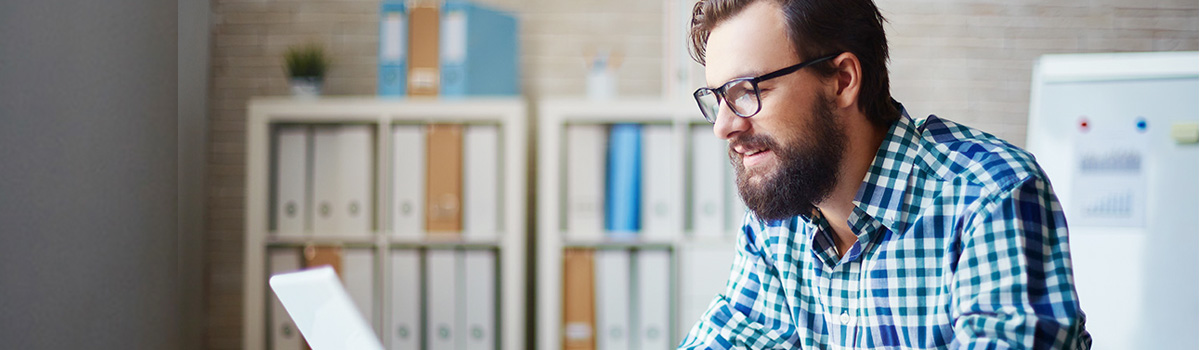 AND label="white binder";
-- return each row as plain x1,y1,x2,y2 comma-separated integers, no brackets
690,126,726,237
392,125,426,238
641,125,677,240
566,124,607,240
338,125,374,235
269,249,304,350
342,249,376,333
274,126,309,236
312,126,341,234
463,125,500,241
634,250,671,350
726,158,746,233
389,250,421,350
595,249,631,350
426,250,460,350
678,244,735,336
462,250,497,350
